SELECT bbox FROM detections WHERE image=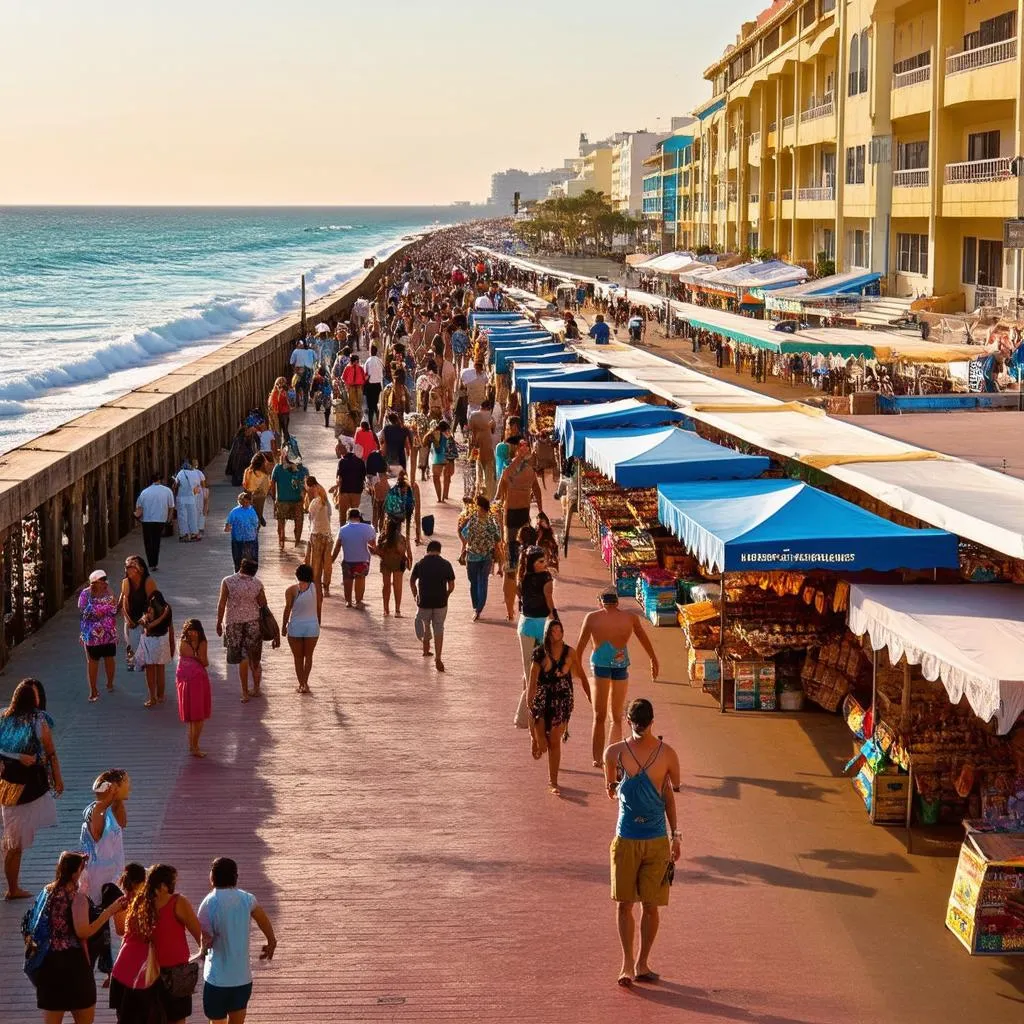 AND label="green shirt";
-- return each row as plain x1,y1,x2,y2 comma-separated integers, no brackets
271,464,308,503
